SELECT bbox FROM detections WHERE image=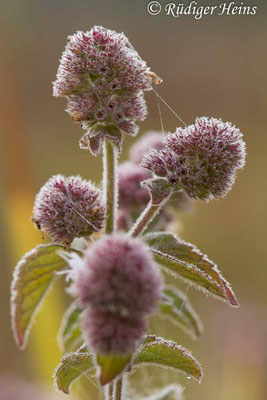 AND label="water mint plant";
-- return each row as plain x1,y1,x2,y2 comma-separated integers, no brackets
10,25,246,400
